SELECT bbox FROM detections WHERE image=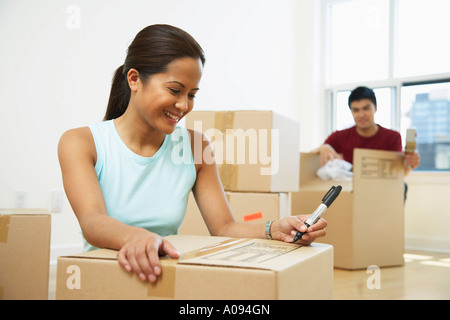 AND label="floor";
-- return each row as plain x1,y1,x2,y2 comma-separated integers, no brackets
48,250,450,300
333,250,450,299
48,264,57,300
